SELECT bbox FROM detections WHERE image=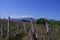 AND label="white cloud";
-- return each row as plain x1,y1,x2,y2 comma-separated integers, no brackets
21,15,33,18
40,16,46,18
10,16,20,18
10,15,33,18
